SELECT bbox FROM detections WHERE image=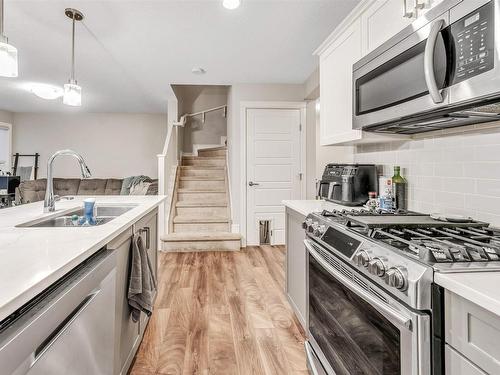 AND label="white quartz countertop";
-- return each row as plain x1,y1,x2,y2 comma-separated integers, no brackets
435,272,500,317
282,199,362,217
0,195,166,321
